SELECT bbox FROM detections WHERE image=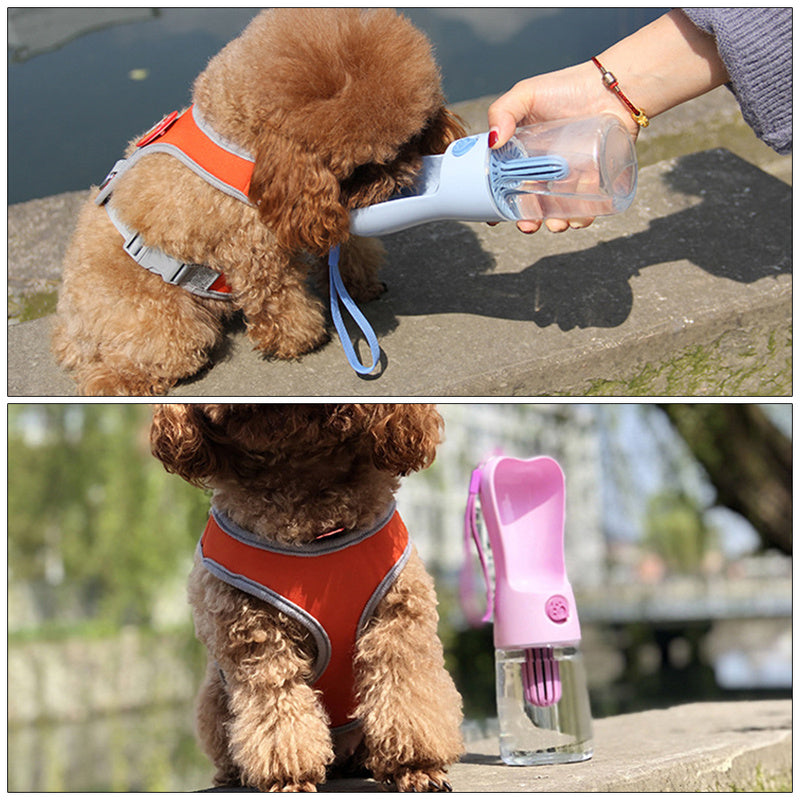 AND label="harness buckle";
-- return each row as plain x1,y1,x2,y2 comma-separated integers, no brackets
122,230,187,285
95,159,128,206
106,202,233,302
122,232,231,300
